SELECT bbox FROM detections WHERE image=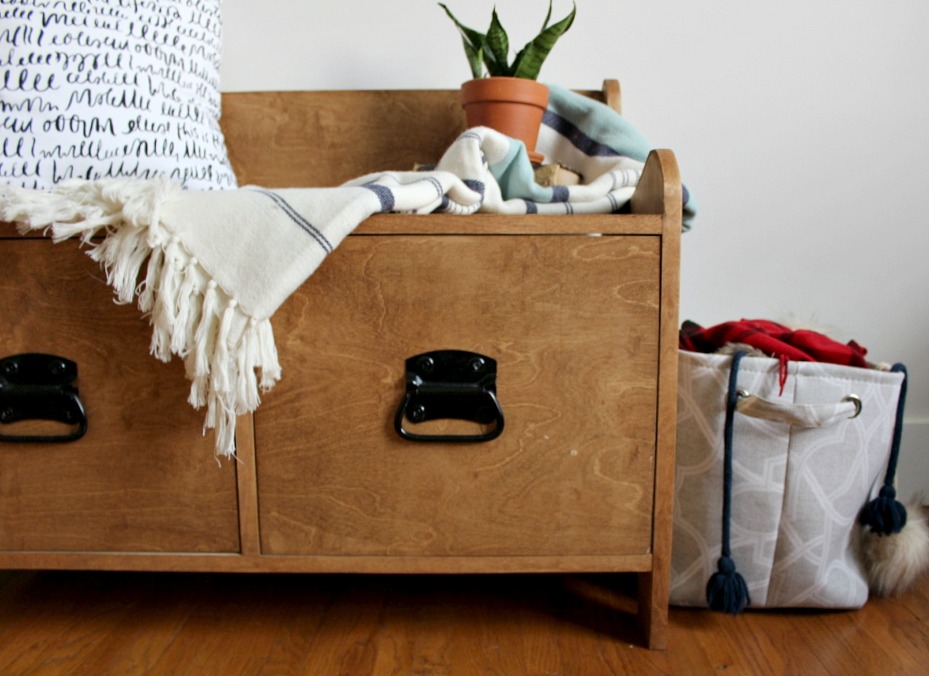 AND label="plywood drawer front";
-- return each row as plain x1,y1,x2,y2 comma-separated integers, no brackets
0,240,241,553
255,234,661,557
